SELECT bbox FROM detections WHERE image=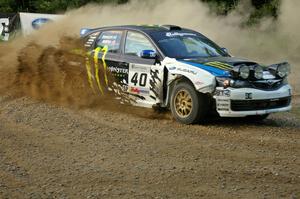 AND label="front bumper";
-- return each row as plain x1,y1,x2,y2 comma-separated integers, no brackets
213,84,292,117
